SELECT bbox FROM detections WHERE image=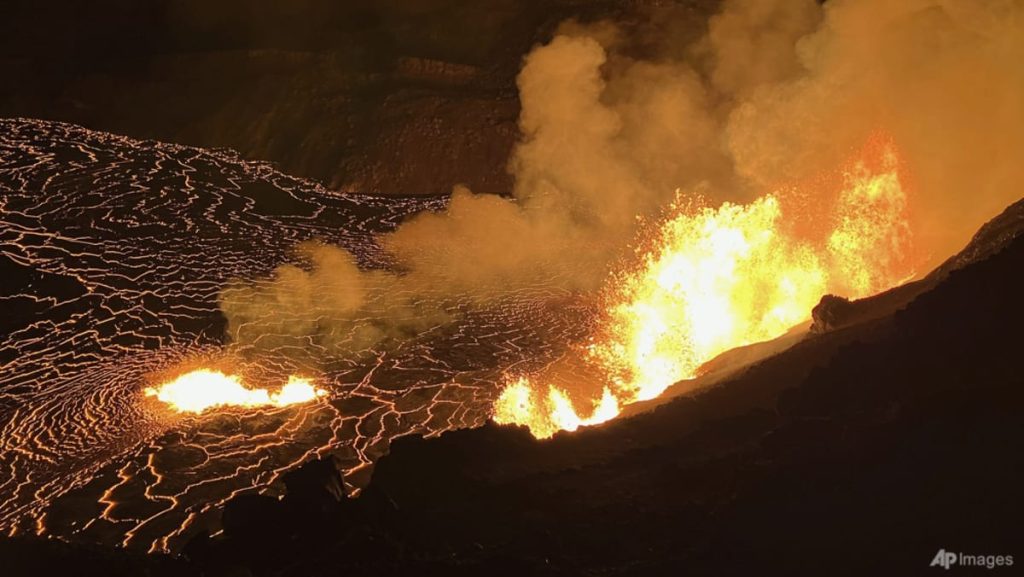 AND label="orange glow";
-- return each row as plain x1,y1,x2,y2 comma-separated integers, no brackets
493,377,620,439
144,370,326,413
495,139,917,438
594,194,827,403
826,146,915,297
